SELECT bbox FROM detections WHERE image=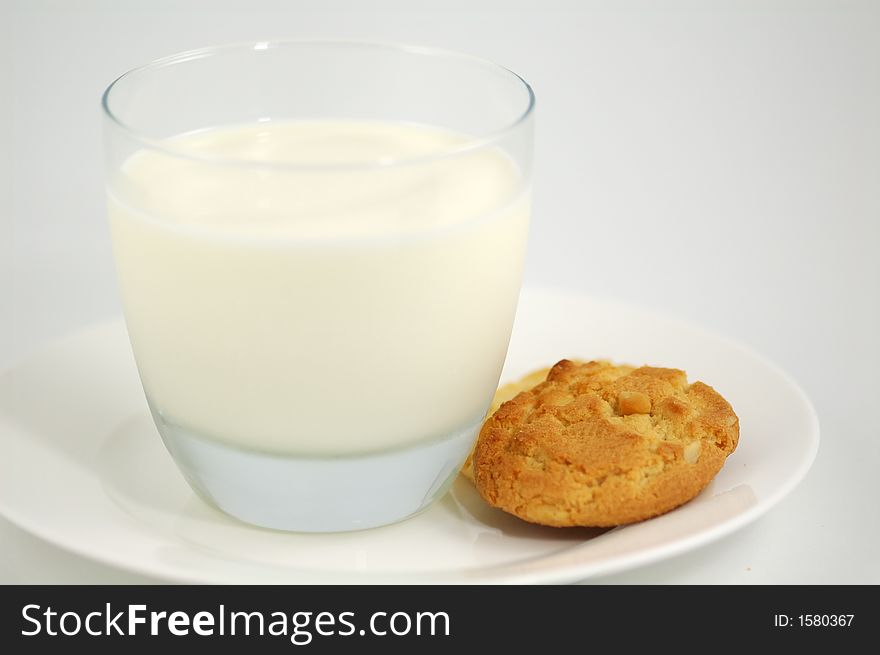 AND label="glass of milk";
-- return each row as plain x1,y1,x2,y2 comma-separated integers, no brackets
102,40,534,532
